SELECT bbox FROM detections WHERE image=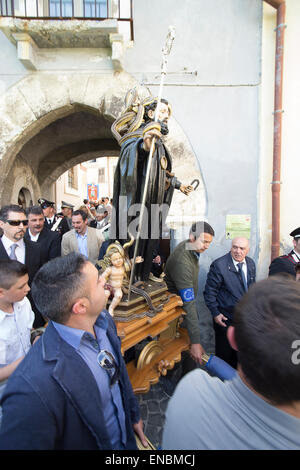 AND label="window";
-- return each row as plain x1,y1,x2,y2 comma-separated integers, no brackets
68,167,77,189
83,0,107,18
49,0,73,16
98,167,105,183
